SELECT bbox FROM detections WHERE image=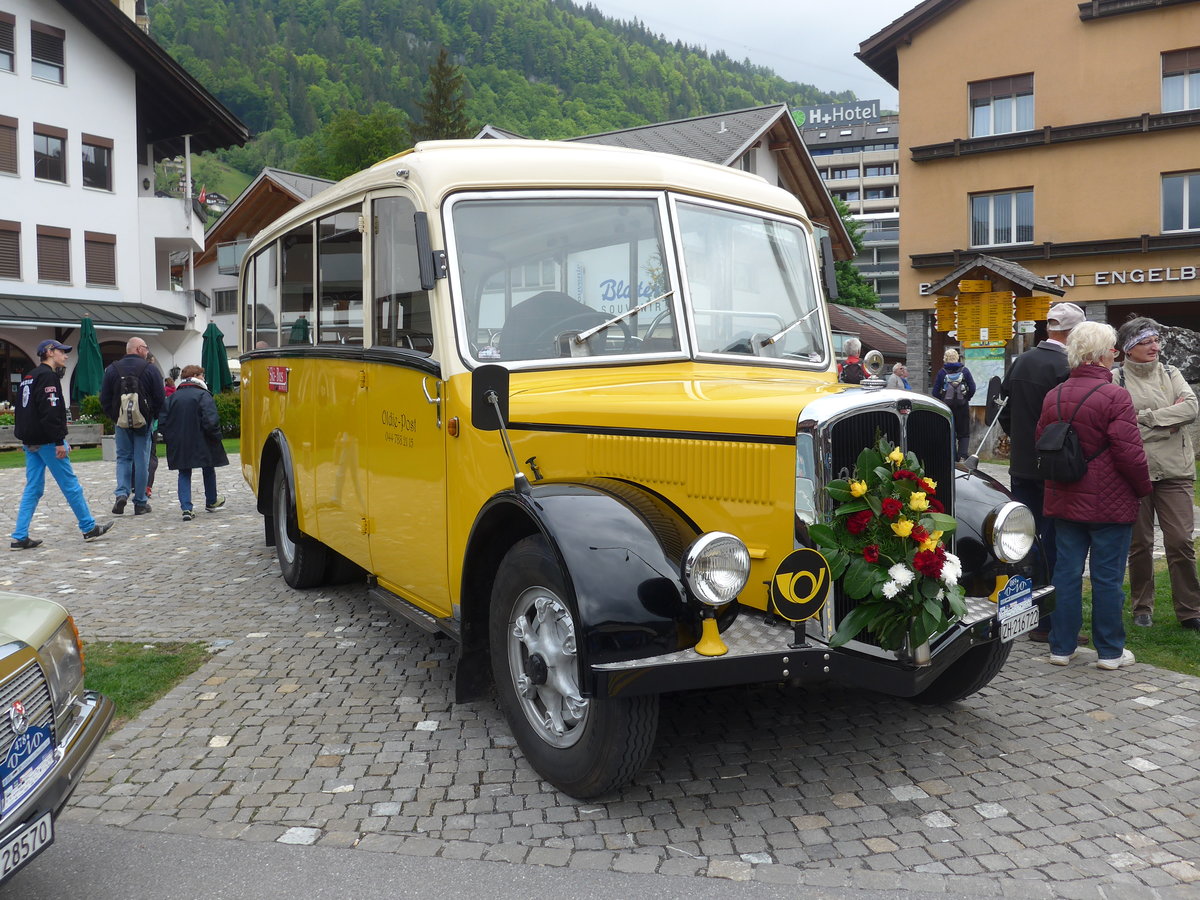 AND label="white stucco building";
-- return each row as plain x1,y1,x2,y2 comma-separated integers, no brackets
0,0,246,404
